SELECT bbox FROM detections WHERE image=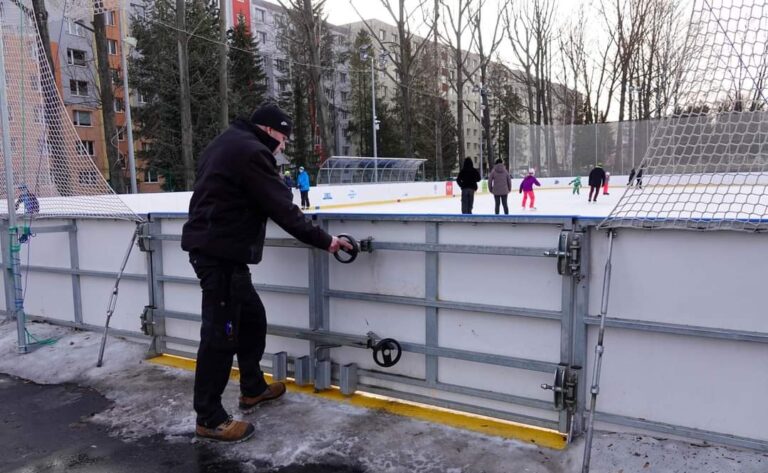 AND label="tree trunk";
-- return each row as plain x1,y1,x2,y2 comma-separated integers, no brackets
176,0,195,190
302,0,332,161
218,0,229,130
94,13,125,193
28,0,70,194
433,0,442,180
